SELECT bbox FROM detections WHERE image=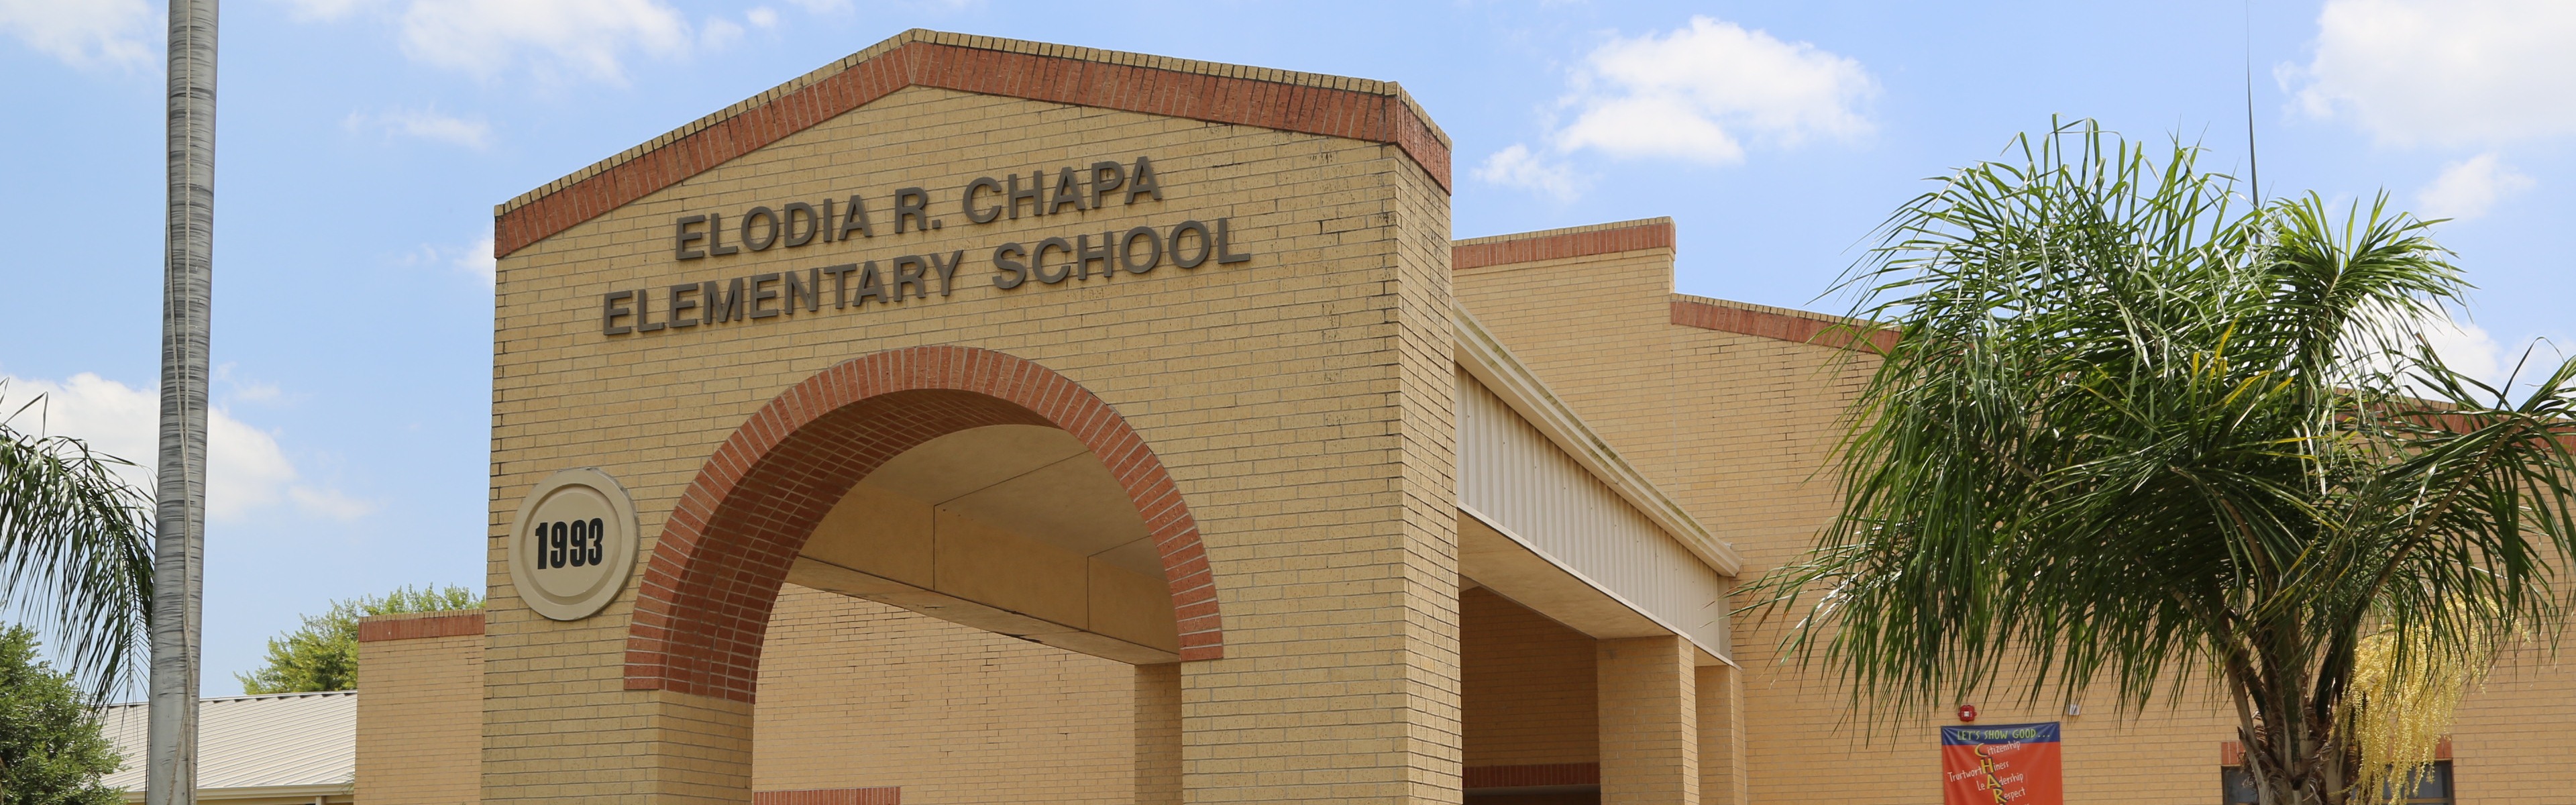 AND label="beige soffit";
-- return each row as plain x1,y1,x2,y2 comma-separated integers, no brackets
1451,302,1743,577
99,690,357,800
